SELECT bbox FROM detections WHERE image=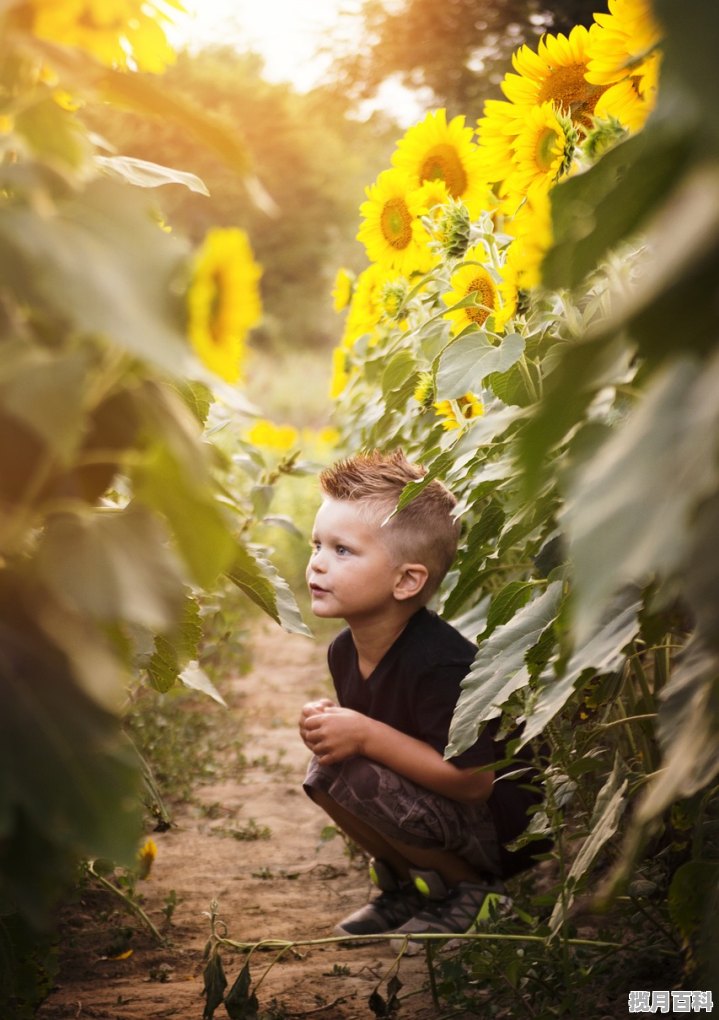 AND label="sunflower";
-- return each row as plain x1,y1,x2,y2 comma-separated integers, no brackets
586,0,662,132
187,227,262,384
28,0,184,73
475,98,526,186
504,188,553,291
392,109,491,217
331,267,354,312
357,169,434,275
329,344,353,399
505,102,577,202
442,247,502,335
245,419,299,451
137,838,157,879
341,263,388,347
433,393,484,431
503,26,607,129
